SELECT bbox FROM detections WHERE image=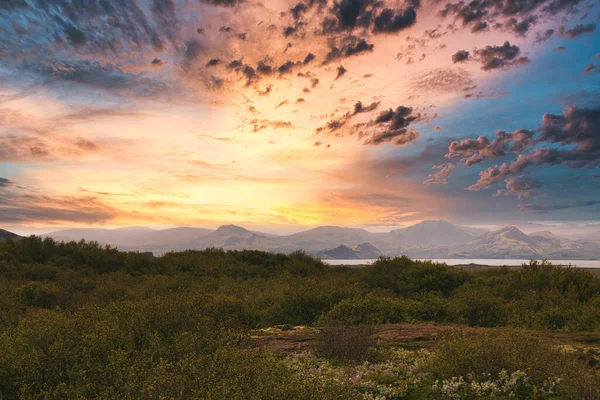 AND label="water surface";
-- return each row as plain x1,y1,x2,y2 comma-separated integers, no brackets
324,259,600,268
